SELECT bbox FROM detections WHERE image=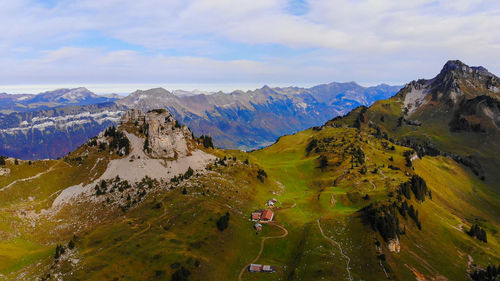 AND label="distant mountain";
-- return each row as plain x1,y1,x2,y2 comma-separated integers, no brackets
117,82,402,150
0,82,400,159
327,60,500,185
0,103,126,159
0,87,117,112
